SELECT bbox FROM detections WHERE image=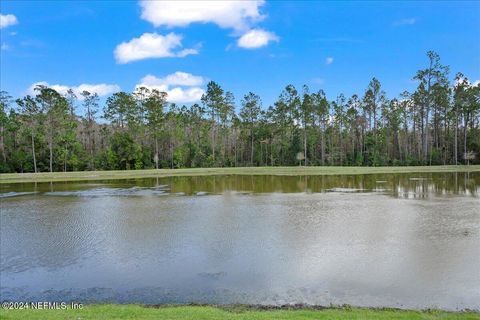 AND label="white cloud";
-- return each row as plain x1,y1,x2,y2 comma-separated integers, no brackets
140,0,265,32
139,1,278,51
393,18,416,26
75,84,121,96
145,72,205,87
28,82,70,96
136,76,168,92
177,48,198,57
325,57,334,65
136,72,206,103
114,32,198,64
237,29,279,49
0,14,18,29
27,82,120,98
165,87,205,104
